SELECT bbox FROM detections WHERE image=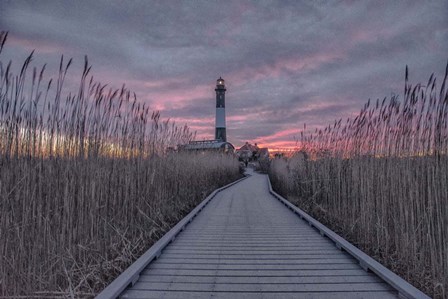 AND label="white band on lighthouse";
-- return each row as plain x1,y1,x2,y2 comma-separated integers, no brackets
216,108,226,128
